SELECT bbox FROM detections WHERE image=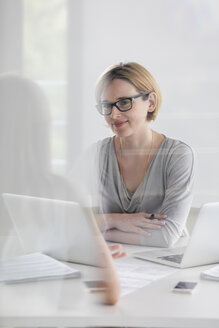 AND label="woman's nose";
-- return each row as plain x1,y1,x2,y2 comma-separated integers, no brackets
110,105,121,118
